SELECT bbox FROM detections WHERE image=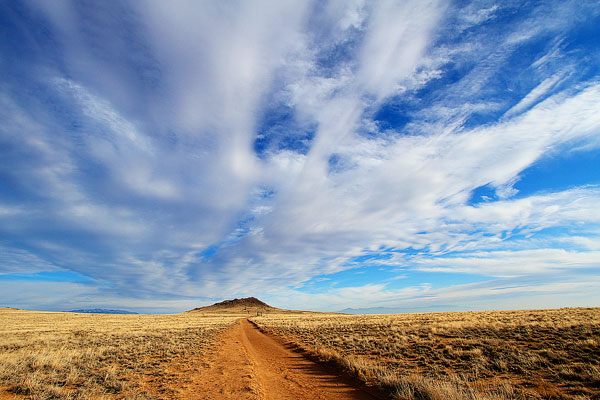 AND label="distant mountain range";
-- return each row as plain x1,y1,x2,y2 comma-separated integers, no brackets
68,309,138,314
